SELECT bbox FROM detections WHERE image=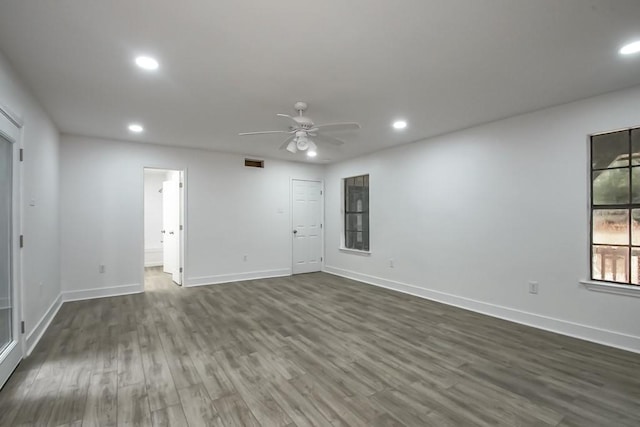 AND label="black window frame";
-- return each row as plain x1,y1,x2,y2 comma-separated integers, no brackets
344,174,370,251
590,126,640,285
